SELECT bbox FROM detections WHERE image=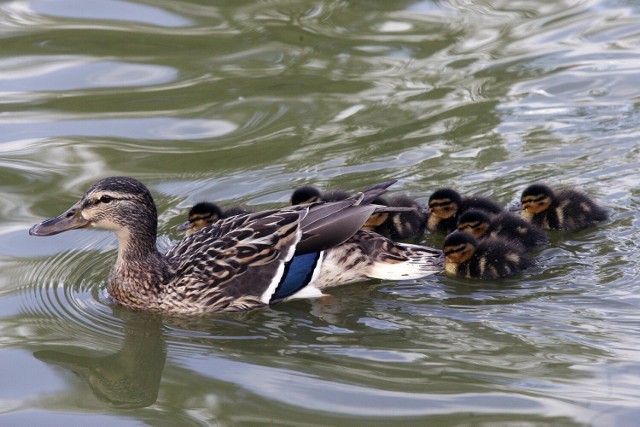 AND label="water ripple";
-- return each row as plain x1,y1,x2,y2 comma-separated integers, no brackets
0,56,178,92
